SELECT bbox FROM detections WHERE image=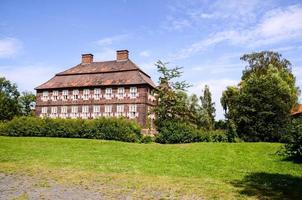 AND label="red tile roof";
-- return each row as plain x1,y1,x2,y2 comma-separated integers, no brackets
291,104,302,116
35,59,156,90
